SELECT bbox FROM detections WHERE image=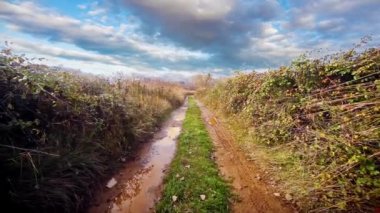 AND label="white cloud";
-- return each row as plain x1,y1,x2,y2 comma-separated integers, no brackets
9,39,124,66
317,18,344,31
285,0,380,32
88,8,107,16
285,10,316,29
100,15,108,23
3,35,206,80
77,4,87,10
261,23,278,36
0,1,210,62
126,0,235,21
306,0,378,14
238,29,306,67
127,38,211,61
